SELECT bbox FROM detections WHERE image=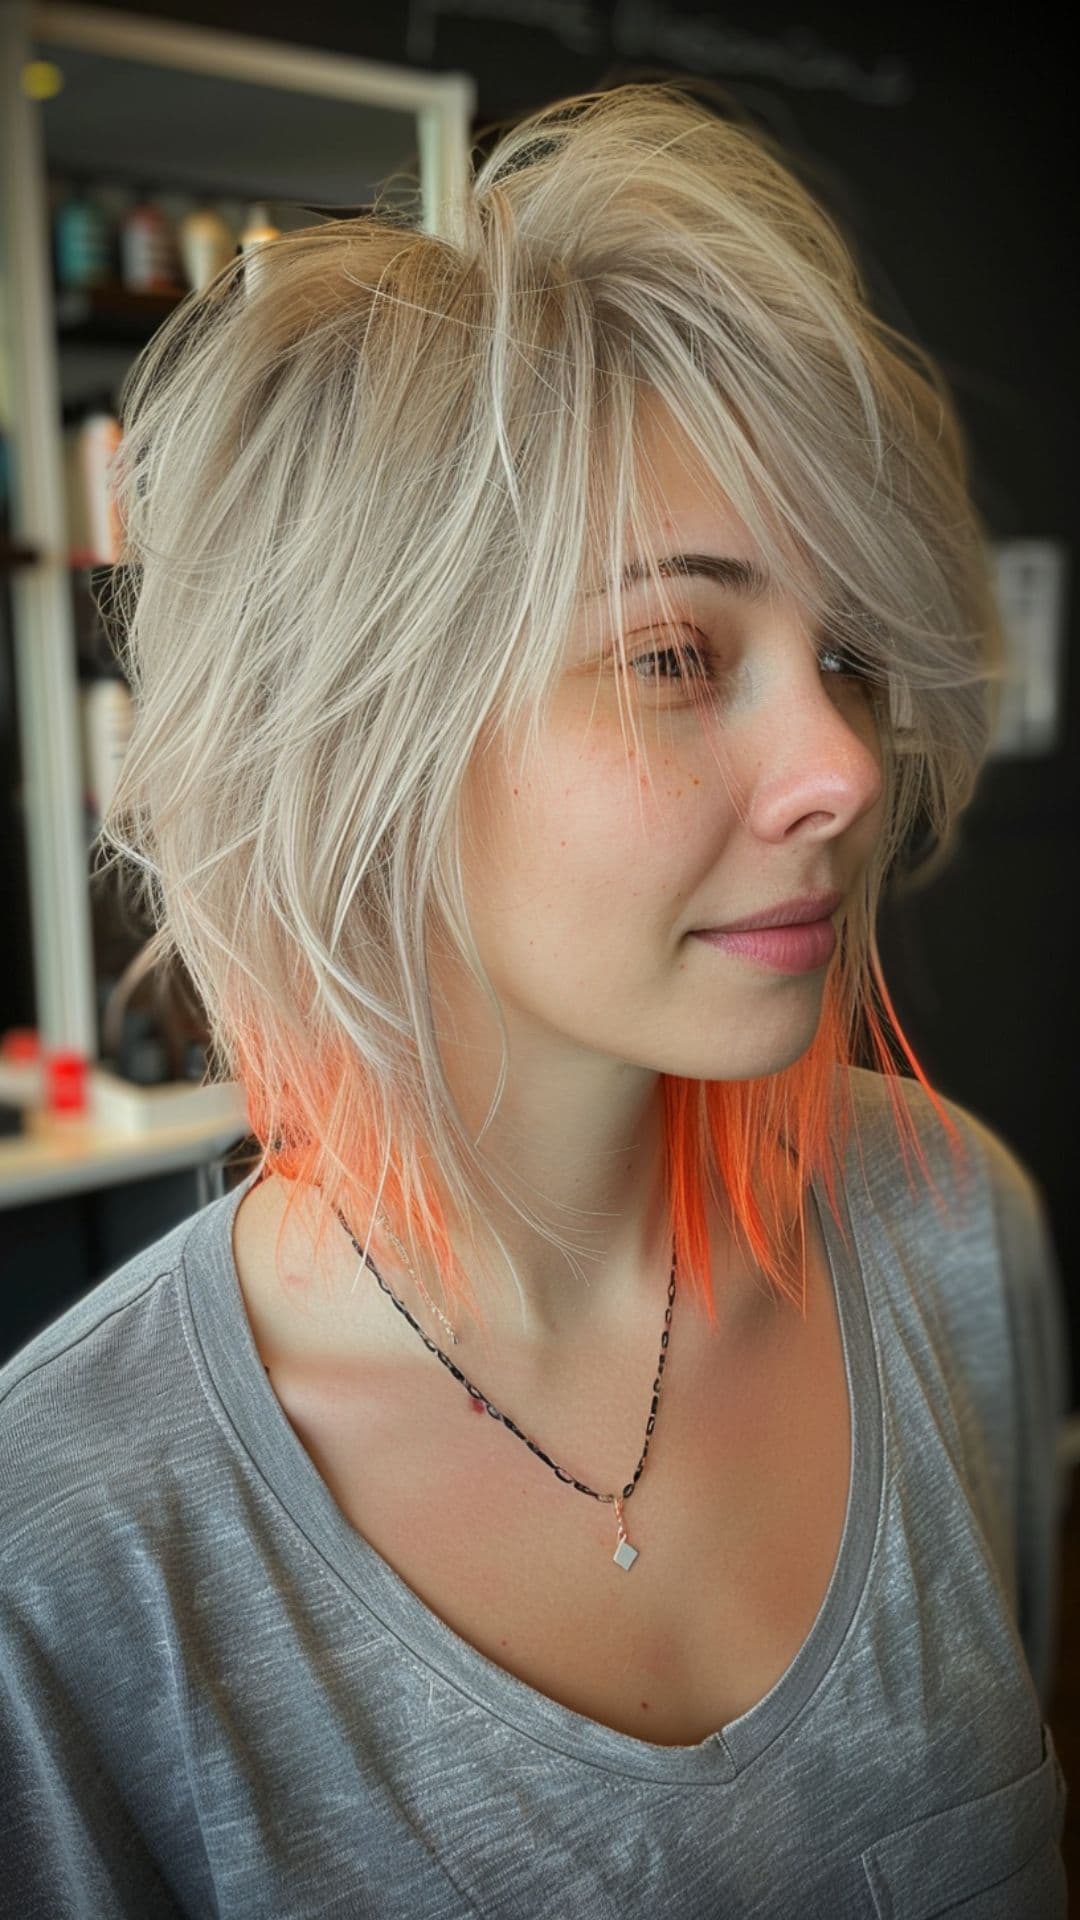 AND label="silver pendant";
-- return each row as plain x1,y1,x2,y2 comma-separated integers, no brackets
613,1496,638,1569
